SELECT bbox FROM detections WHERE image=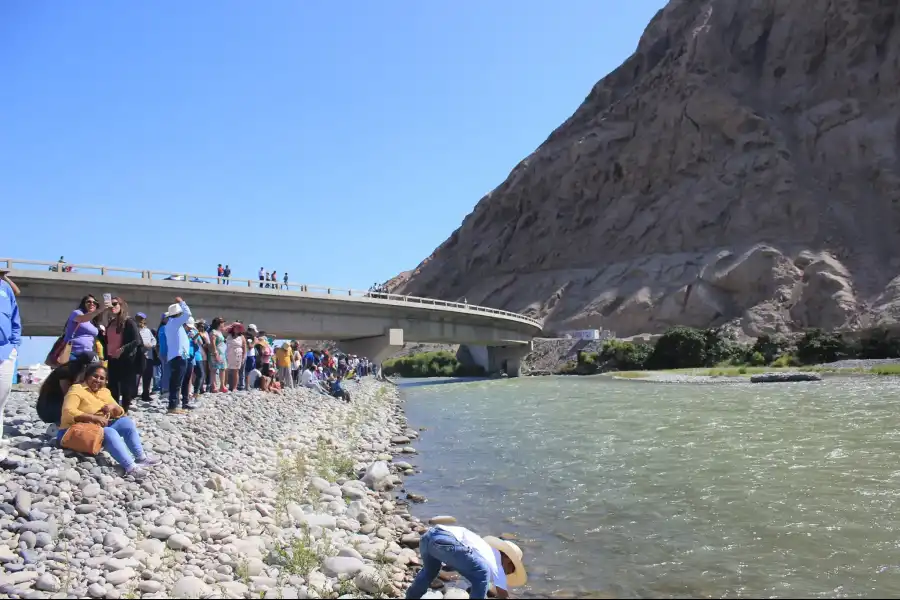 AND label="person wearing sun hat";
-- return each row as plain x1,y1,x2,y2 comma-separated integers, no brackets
405,525,526,599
